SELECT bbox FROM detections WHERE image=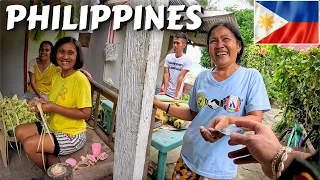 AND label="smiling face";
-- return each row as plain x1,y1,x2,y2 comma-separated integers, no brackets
56,42,77,71
208,26,242,68
39,43,51,61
